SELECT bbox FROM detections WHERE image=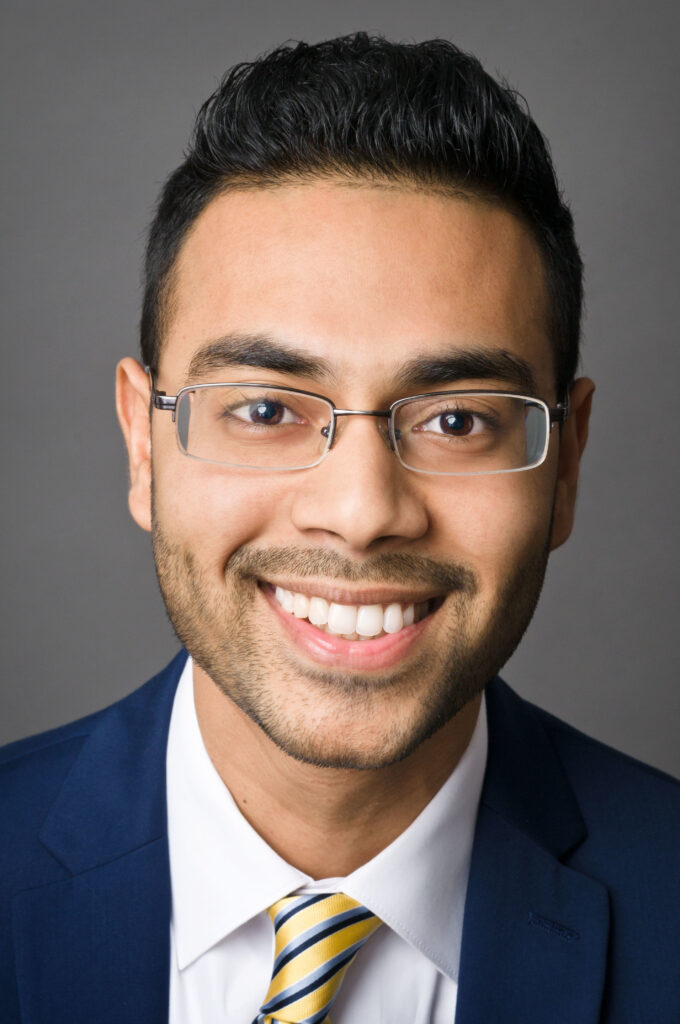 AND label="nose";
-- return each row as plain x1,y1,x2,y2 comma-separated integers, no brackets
290,414,429,551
